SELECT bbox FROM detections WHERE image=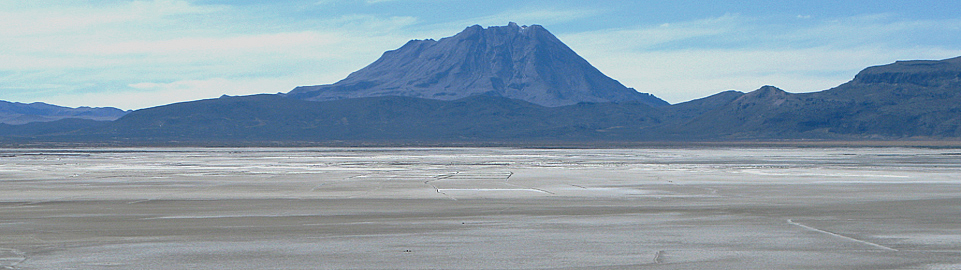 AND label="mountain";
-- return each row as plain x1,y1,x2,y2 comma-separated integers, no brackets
669,56,961,139
801,56,961,138
287,22,668,107
62,94,662,143
2,31,960,144
0,100,129,125
0,118,110,139
661,90,745,121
